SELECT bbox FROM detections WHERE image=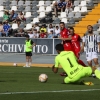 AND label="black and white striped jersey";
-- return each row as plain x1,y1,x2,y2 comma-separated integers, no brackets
82,34,100,53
